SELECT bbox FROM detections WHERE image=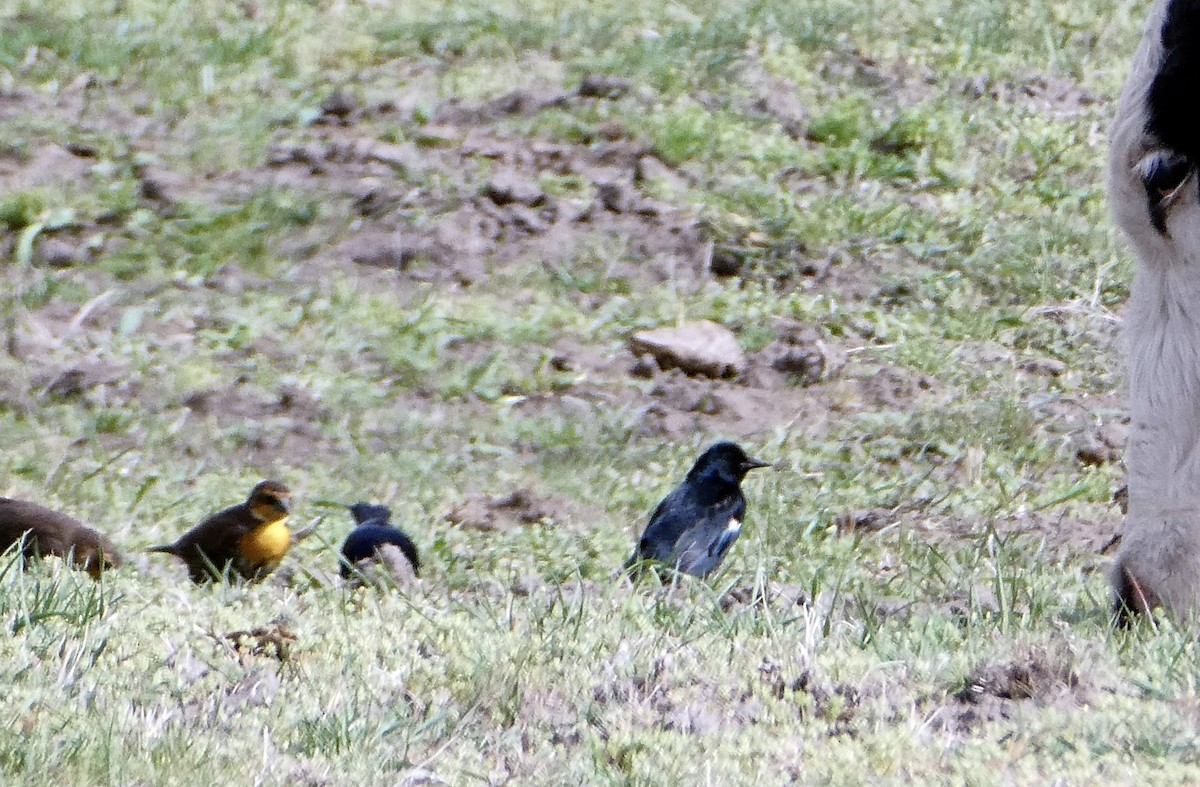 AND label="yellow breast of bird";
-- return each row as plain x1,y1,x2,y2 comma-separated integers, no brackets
238,518,292,566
